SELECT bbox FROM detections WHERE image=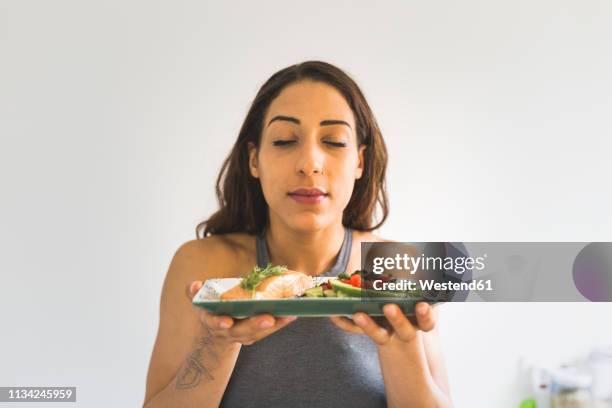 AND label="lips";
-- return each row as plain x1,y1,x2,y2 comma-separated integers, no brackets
289,188,328,196
288,188,328,204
